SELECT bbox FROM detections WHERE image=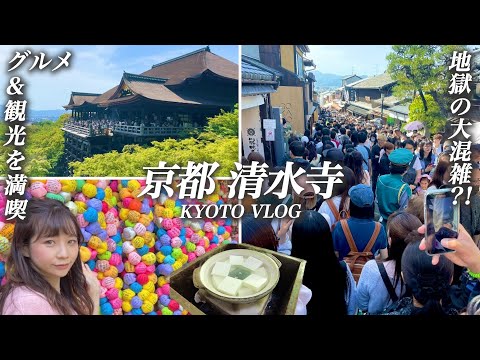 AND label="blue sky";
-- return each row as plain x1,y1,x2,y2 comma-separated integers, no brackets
308,45,392,76
308,45,480,77
0,45,239,110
